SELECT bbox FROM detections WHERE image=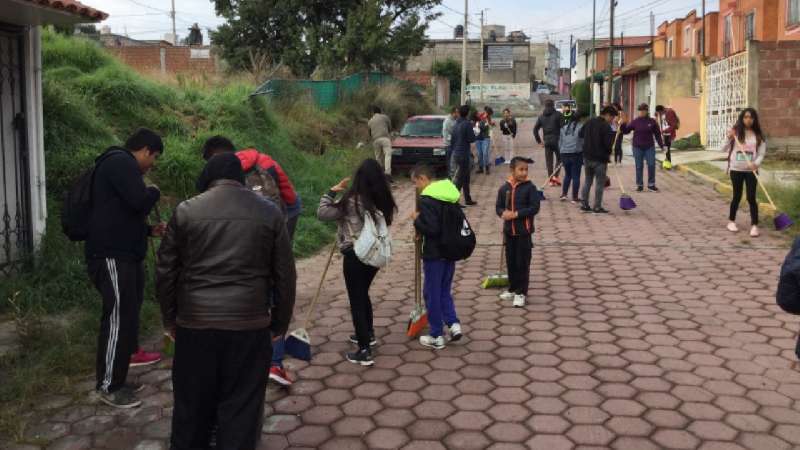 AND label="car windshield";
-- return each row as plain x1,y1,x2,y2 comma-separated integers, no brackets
400,119,444,137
